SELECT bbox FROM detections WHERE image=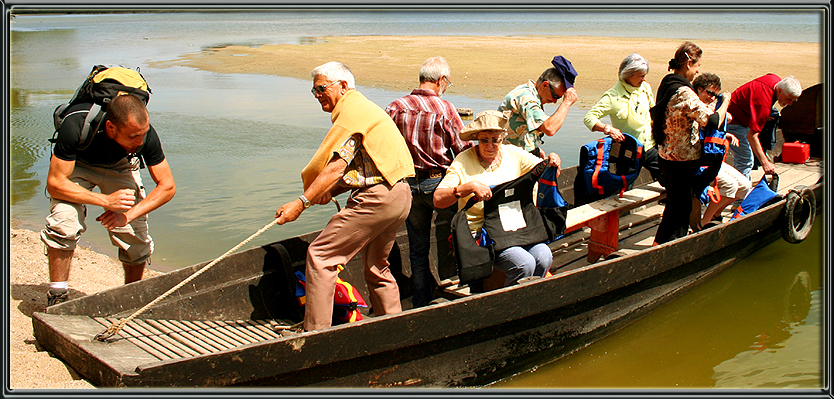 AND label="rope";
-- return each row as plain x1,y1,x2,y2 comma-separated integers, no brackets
95,218,280,341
